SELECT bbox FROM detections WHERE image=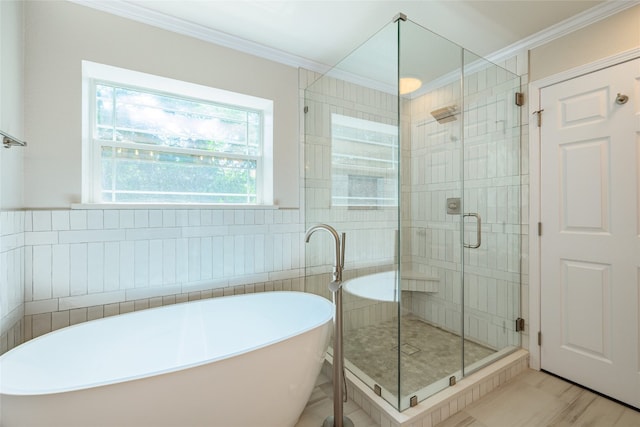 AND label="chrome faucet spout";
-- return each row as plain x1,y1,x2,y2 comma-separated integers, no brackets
304,223,353,427
304,224,344,282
